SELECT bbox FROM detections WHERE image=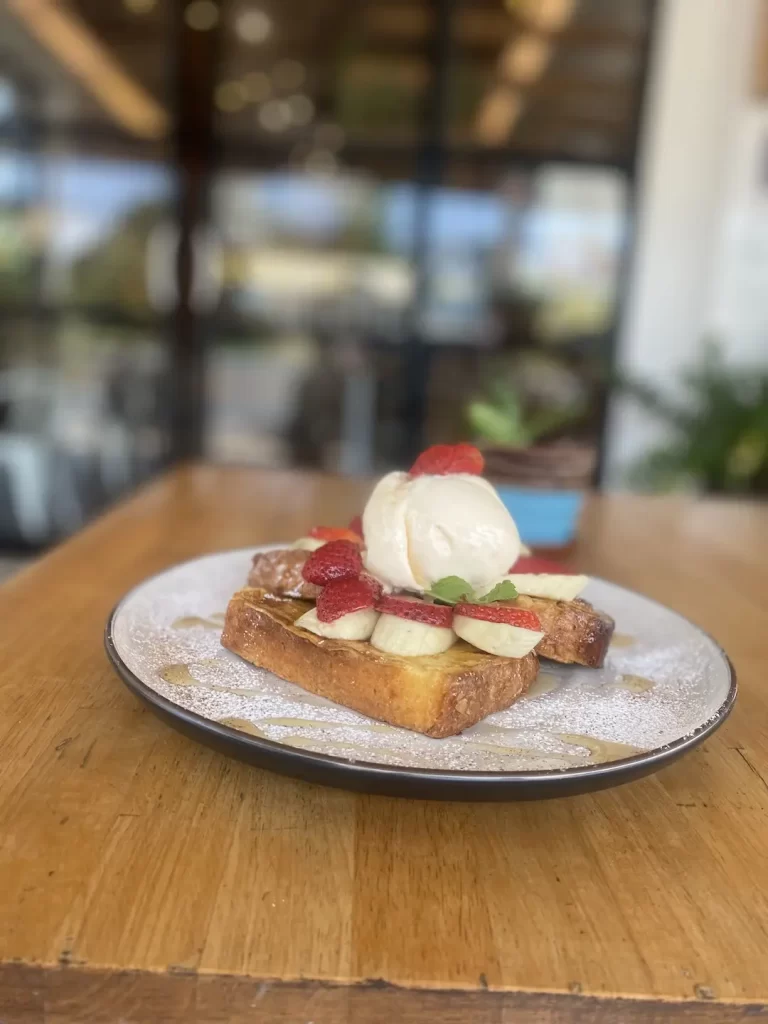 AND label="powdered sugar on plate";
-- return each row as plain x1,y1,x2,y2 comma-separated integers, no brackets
110,548,733,773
